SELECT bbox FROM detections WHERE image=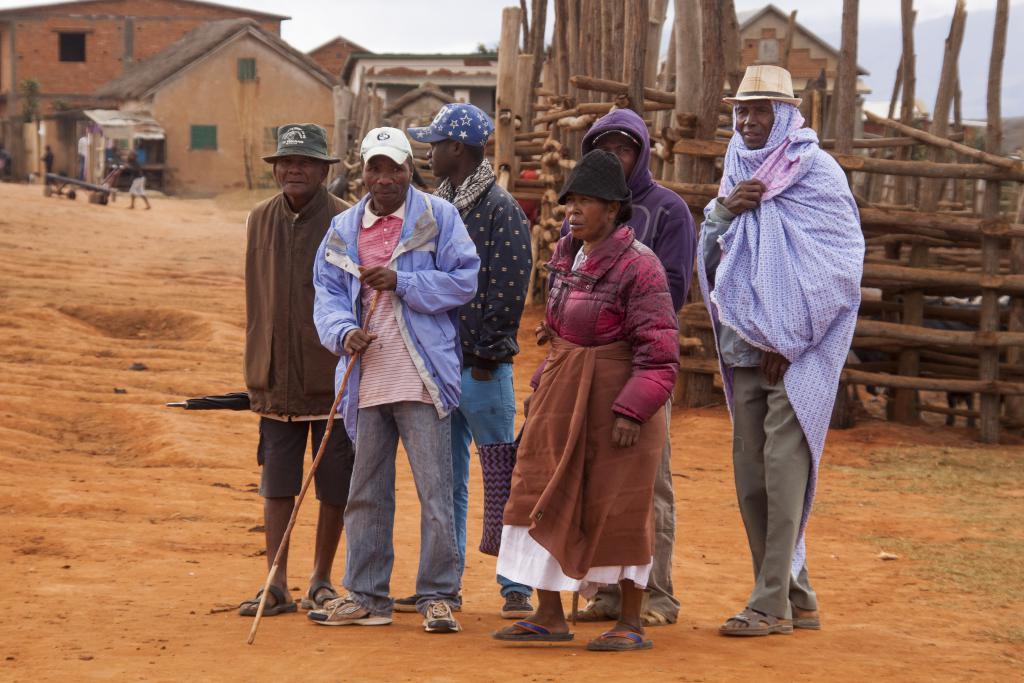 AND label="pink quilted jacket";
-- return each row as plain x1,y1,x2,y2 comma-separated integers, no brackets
536,226,679,423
